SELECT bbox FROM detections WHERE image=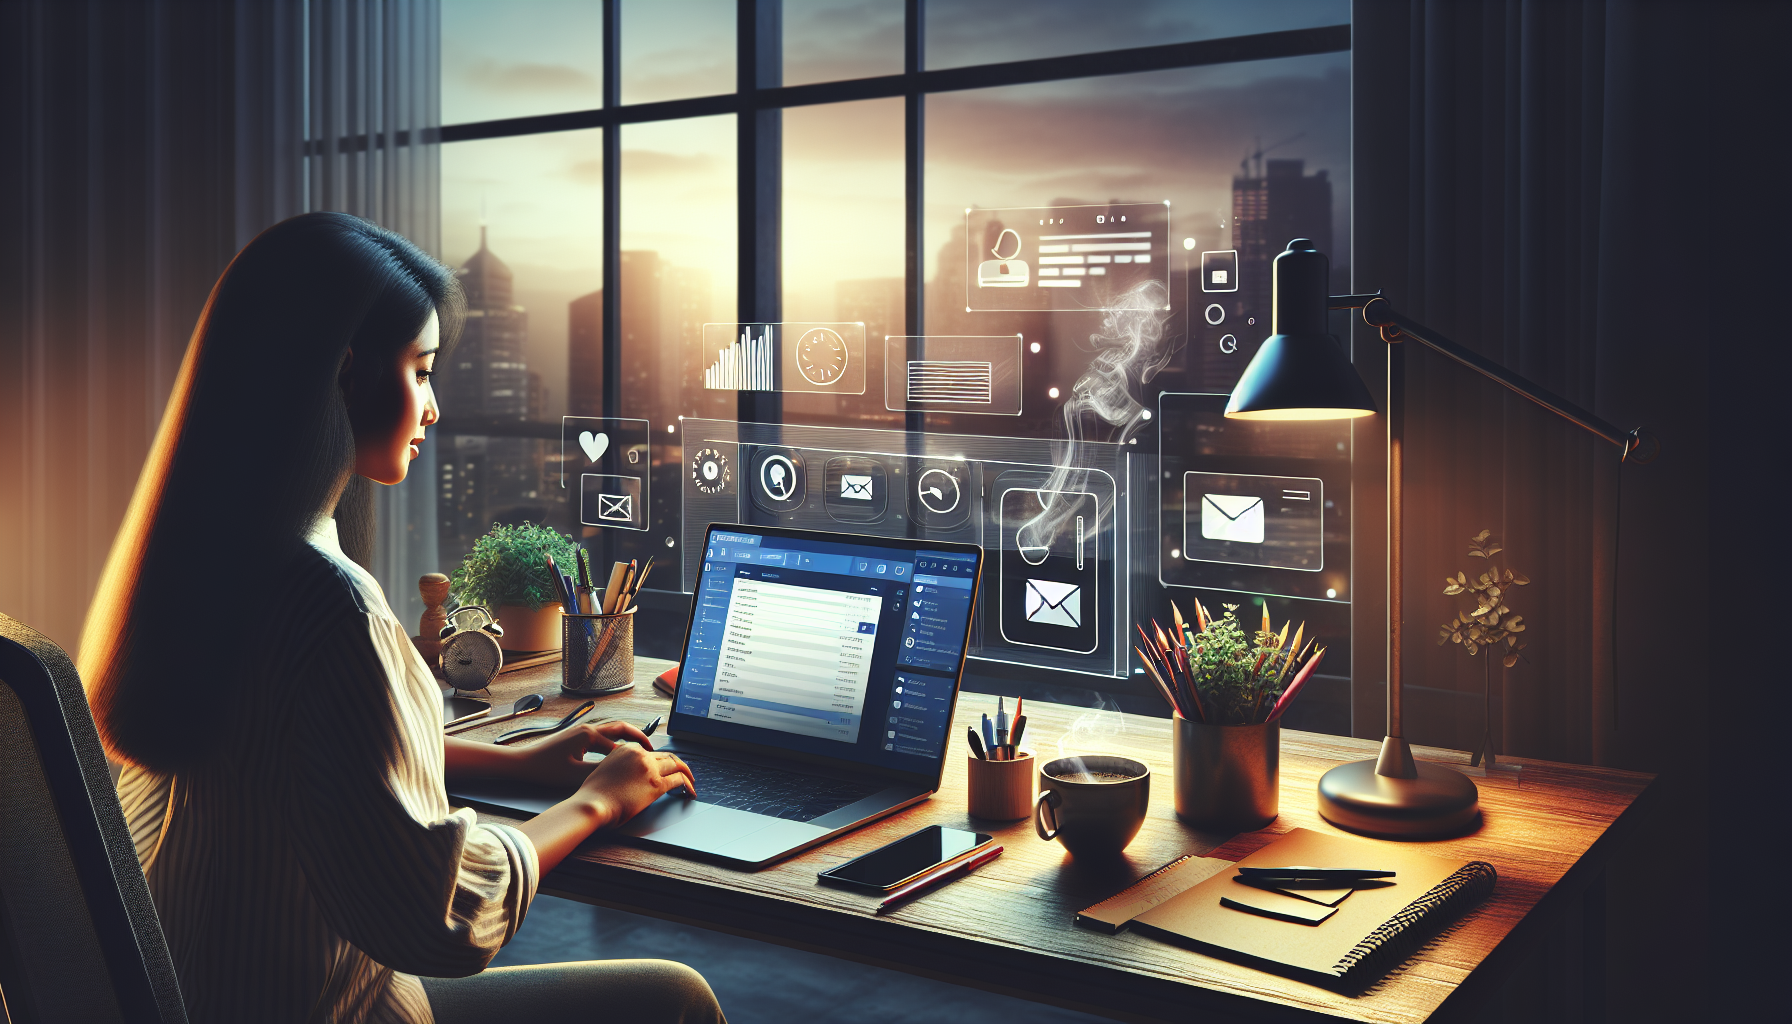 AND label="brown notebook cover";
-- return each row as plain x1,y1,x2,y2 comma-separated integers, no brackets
1074,855,1233,933
1130,828,1495,991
